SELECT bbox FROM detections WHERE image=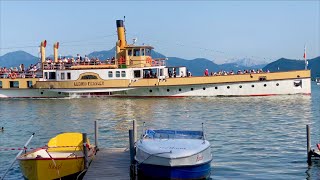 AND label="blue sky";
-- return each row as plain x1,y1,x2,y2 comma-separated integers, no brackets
0,1,319,64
